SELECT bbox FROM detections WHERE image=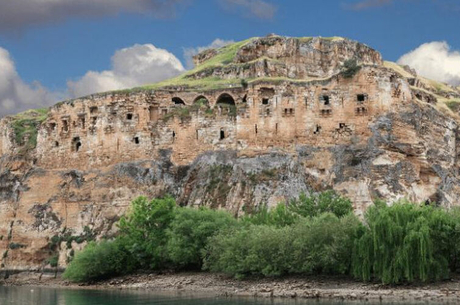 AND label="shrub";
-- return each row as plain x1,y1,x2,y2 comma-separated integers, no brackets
290,213,362,275
204,224,293,278
166,208,237,269
47,255,59,267
289,190,353,218
242,203,298,227
341,59,361,79
204,213,362,278
352,202,453,284
118,196,176,269
63,239,131,282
